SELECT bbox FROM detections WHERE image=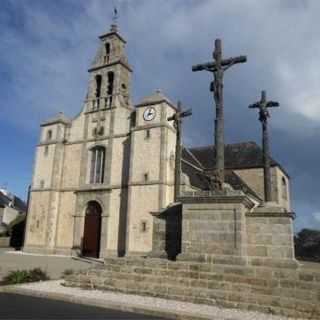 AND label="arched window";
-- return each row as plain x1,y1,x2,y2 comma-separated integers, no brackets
107,71,114,108
95,75,102,98
282,177,287,200
47,130,52,140
90,146,105,184
105,43,111,63
44,145,49,156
